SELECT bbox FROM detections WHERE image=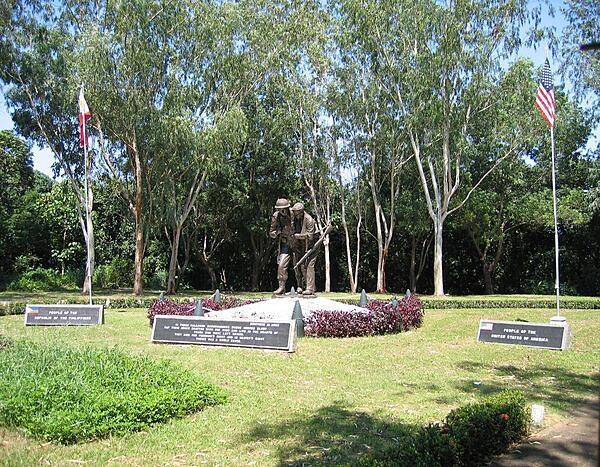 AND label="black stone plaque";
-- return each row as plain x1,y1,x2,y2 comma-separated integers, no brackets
152,315,296,352
477,320,570,350
25,304,104,326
